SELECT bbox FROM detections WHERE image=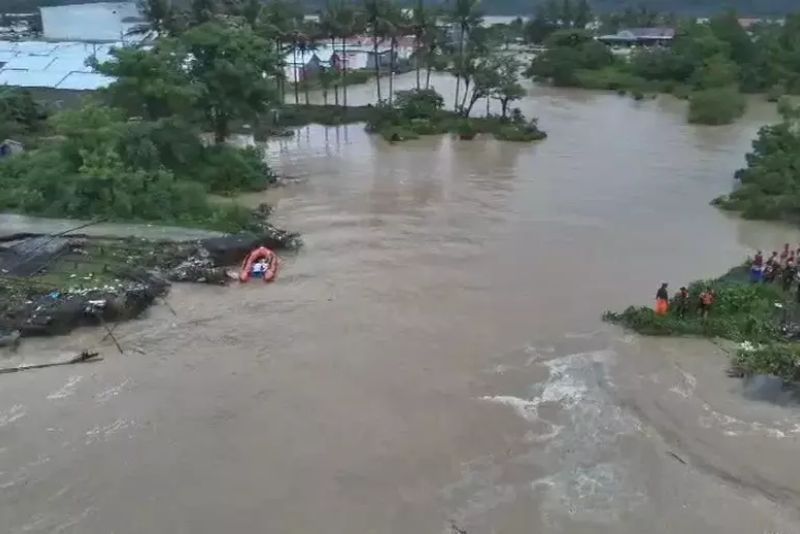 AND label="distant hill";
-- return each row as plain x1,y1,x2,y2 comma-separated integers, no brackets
4,0,797,17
